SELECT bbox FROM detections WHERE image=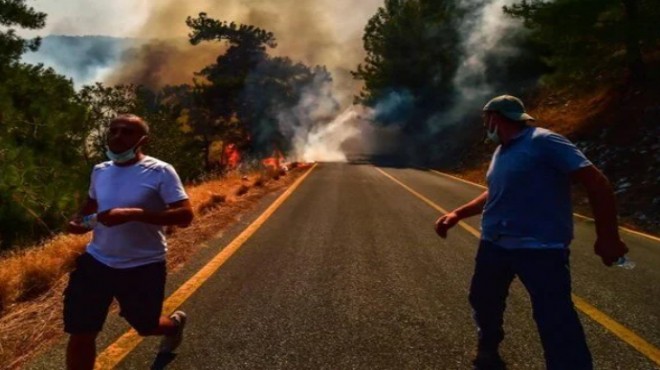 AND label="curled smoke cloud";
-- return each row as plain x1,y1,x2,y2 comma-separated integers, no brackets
365,0,535,165
104,0,383,162
110,0,382,100
427,0,523,134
